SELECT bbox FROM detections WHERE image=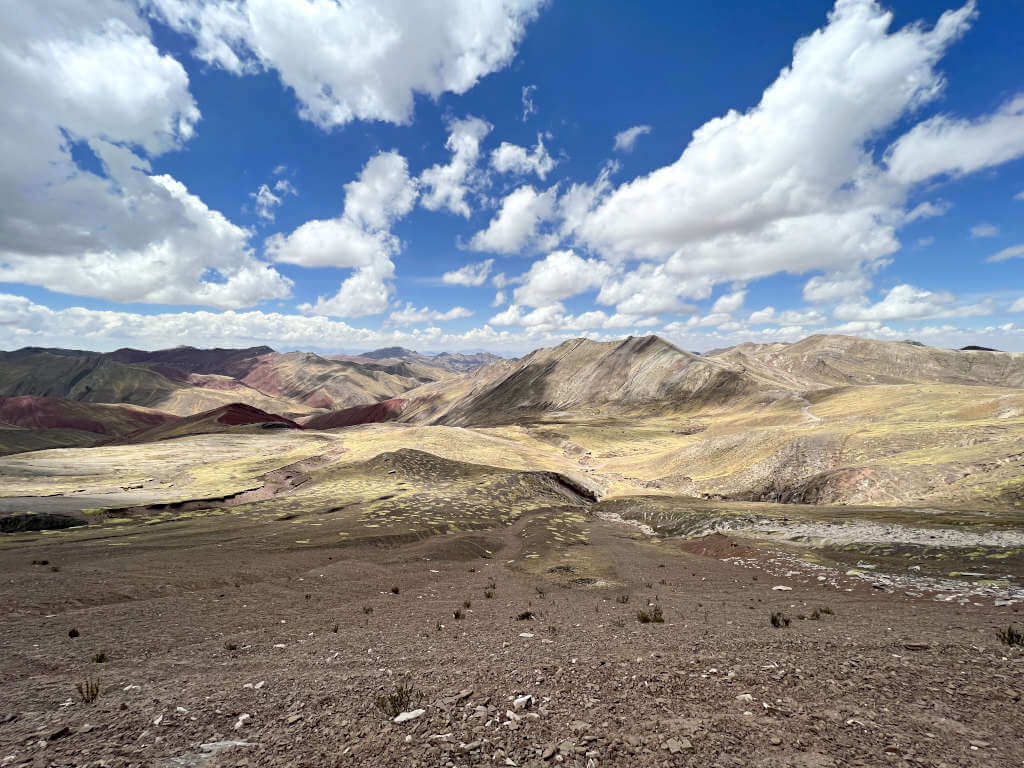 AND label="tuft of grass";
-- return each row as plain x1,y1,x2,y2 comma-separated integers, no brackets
611,618,626,628
998,625,1024,647
636,605,664,624
453,608,465,620
76,677,100,704
331,623,340,633
615,594,630,604
516,611,535,621
770,612,791,629
91,651,108,664
68,628,80,639
363,606,374,615
463,600,471,609
374,681,422,719
819,606,834,615
535,586,546,598
483,590,494,599
390,586,400,595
